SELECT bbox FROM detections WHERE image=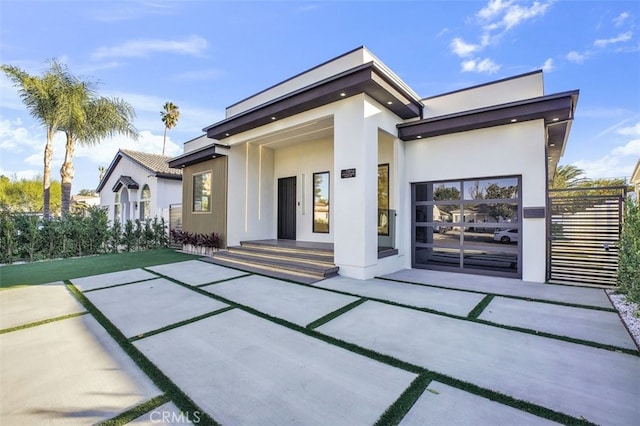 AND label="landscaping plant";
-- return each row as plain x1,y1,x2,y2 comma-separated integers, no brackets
618,197,640,311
